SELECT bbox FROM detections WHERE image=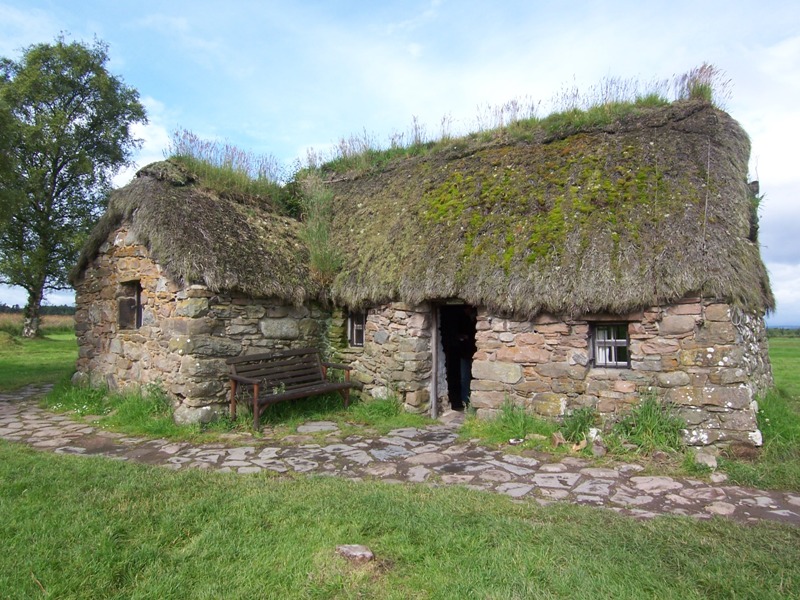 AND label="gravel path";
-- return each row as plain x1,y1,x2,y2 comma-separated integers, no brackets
2,385,799,526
